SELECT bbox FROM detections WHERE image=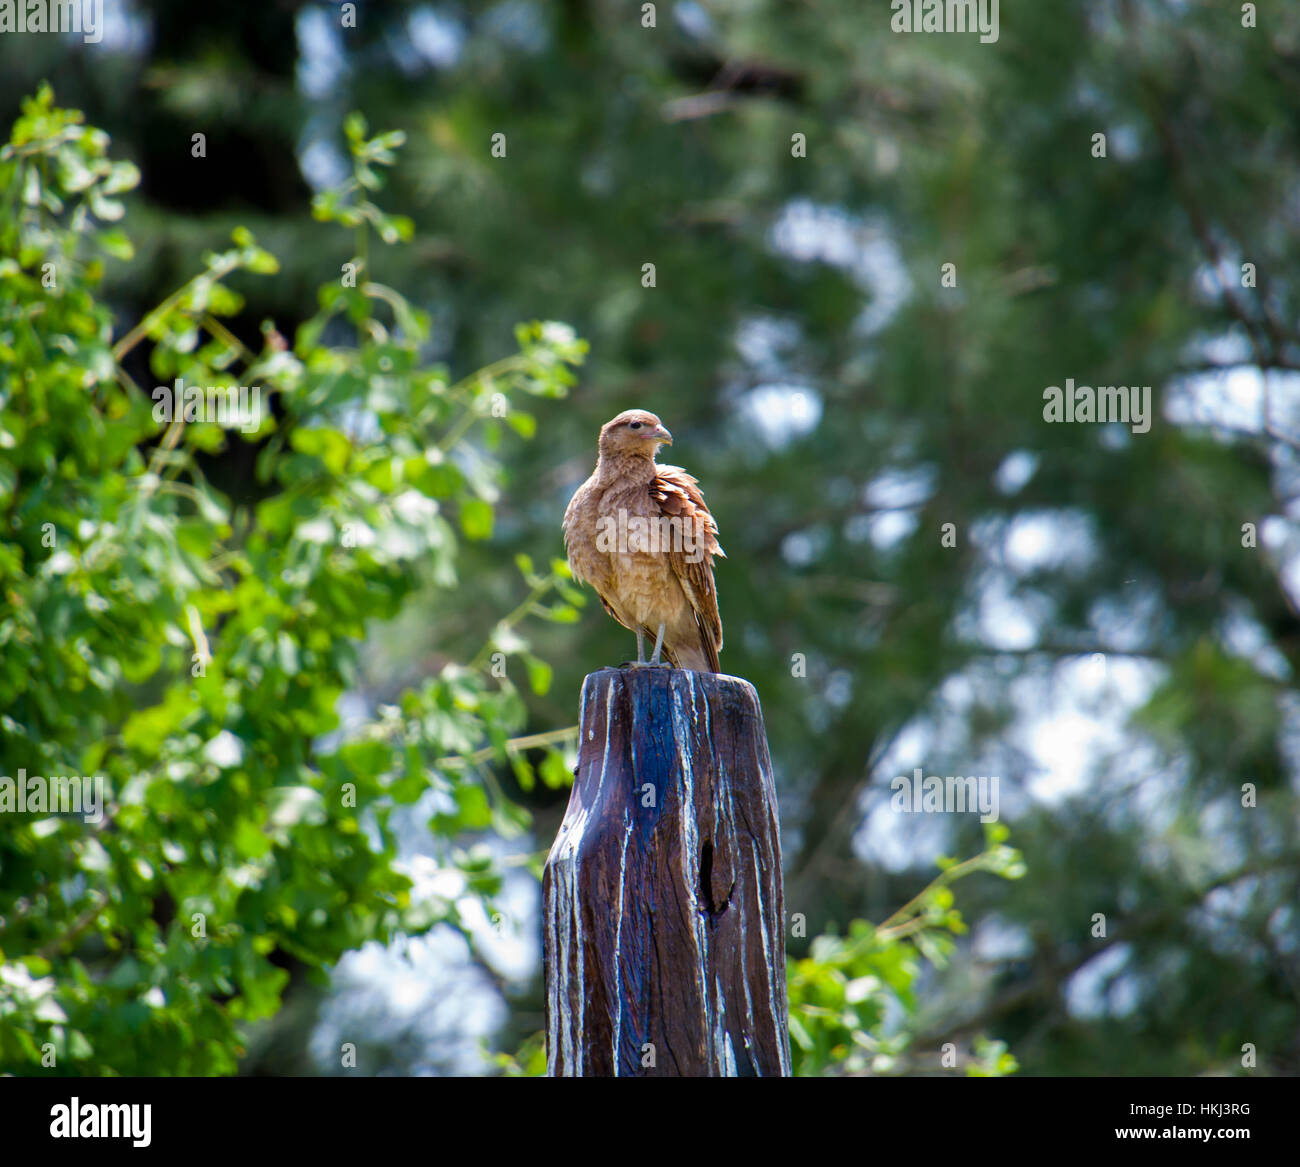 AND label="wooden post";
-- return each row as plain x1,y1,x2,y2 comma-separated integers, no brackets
543,667,791,1077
